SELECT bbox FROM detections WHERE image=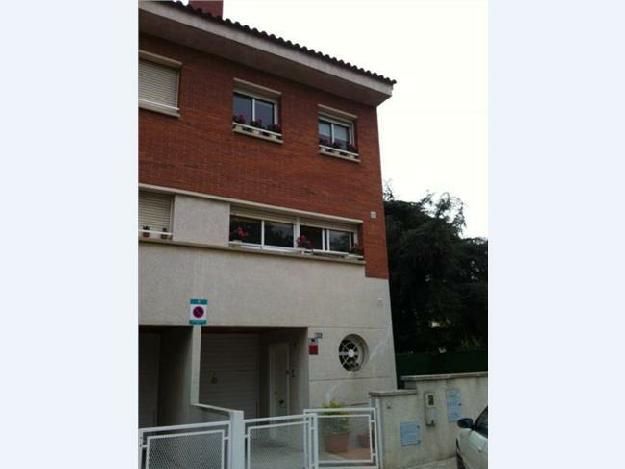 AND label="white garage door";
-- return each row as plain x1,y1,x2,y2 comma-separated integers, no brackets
200,333,259,418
